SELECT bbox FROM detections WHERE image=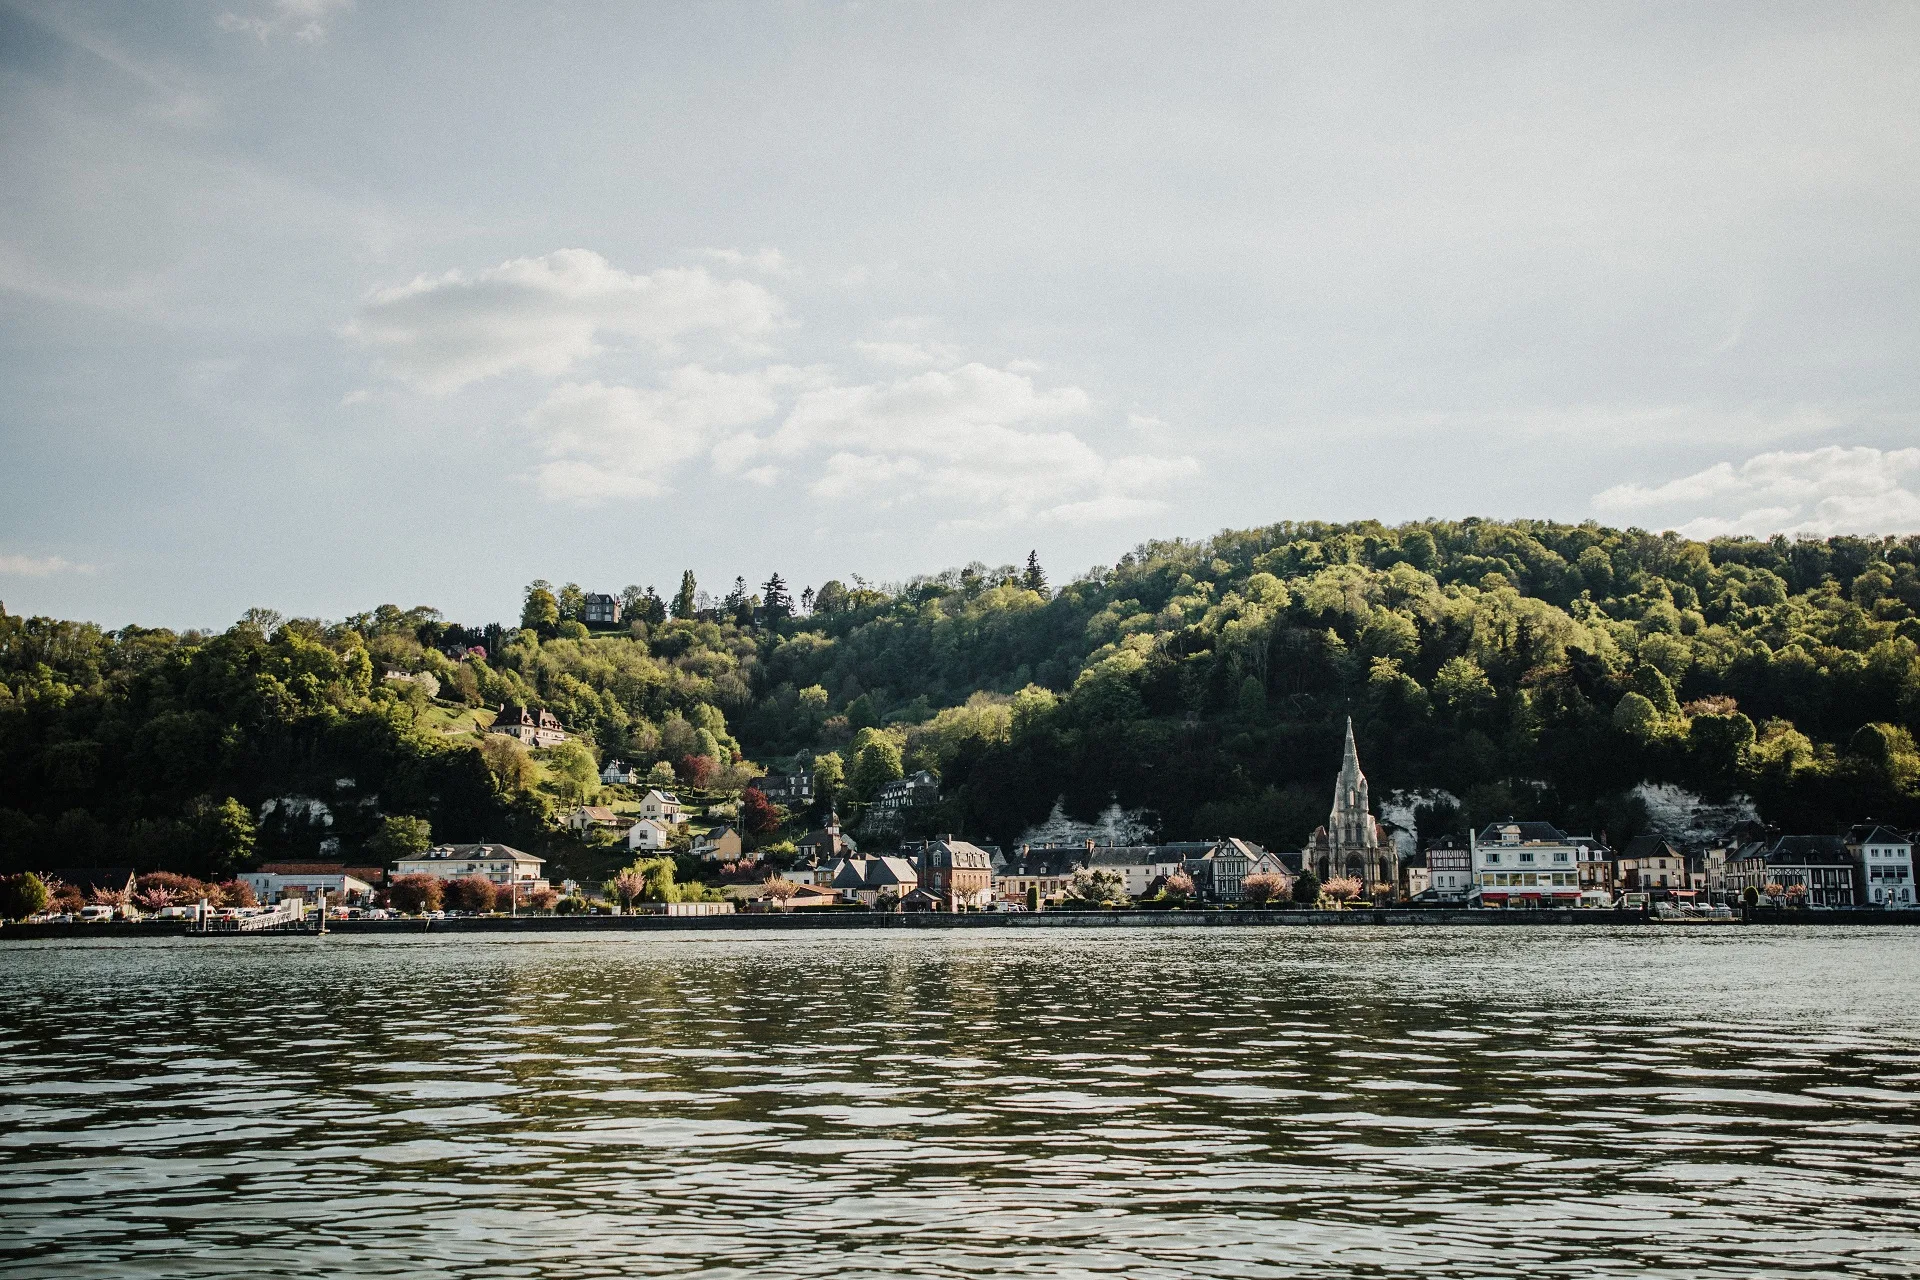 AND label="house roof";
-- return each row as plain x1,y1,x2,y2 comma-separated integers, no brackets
1621,835,1684,860
827,856,917,889
918,838,994,870
1731,835,1853,867
1476,819,1571,844
643,789,681,805
256,862,385,880
411,843,545,866
1850,824,1910,847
